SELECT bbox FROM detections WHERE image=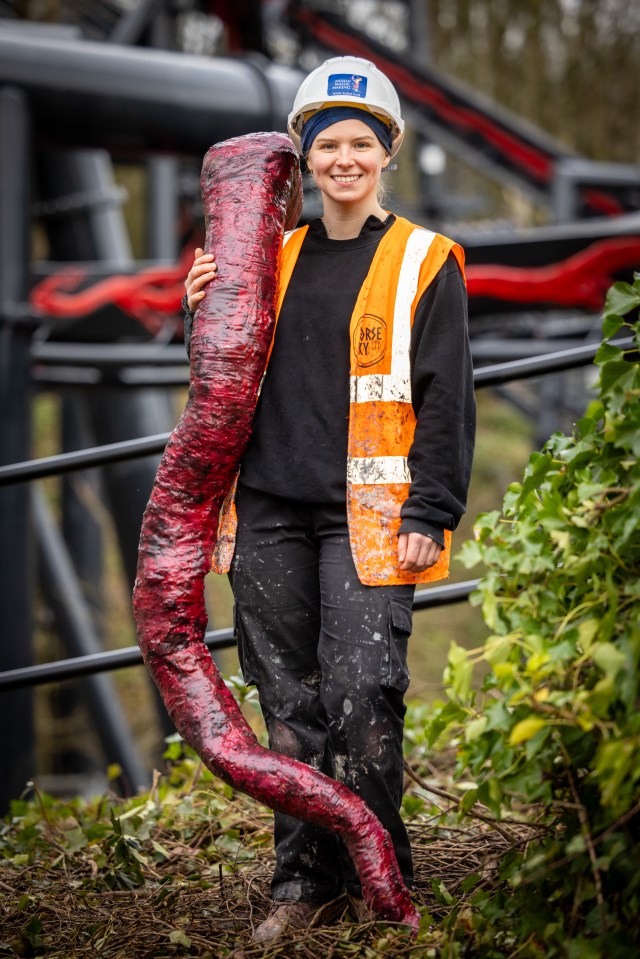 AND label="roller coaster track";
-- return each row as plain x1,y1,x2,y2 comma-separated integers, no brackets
287,4,636,218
